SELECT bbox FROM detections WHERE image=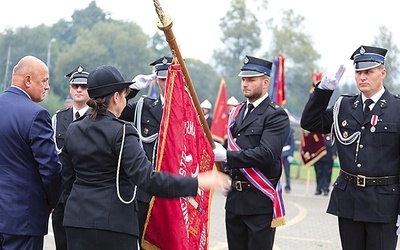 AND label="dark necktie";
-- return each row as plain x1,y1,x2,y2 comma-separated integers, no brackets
243,103,254,120
363,99,373,119
75,111,80,120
